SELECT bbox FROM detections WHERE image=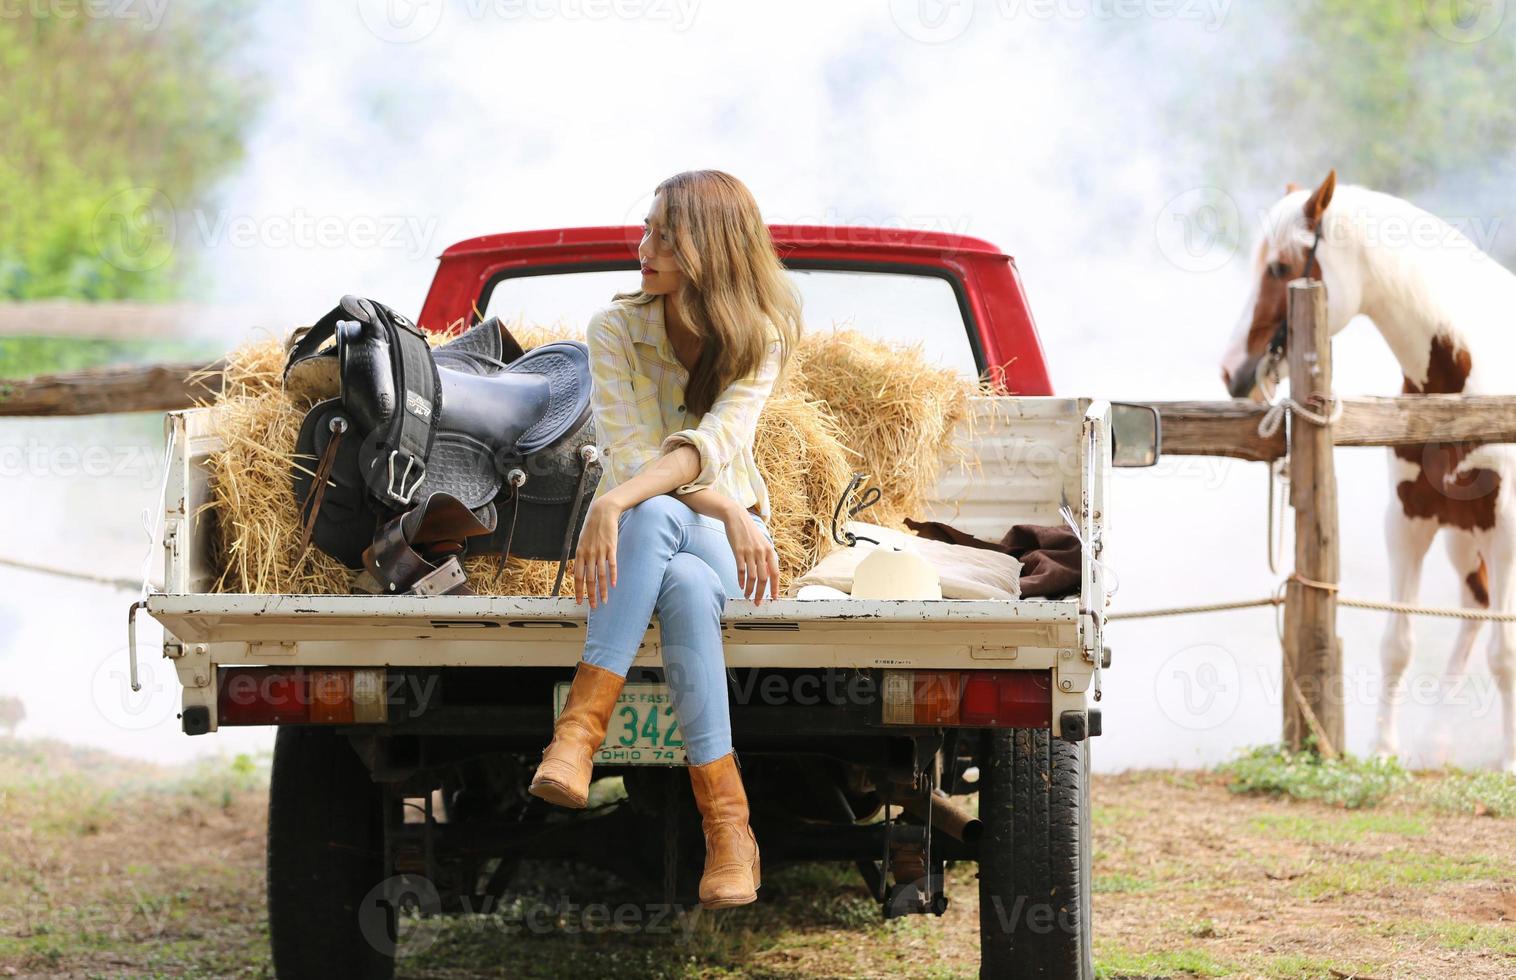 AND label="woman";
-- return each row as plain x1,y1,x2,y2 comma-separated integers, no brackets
527,170,802,909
